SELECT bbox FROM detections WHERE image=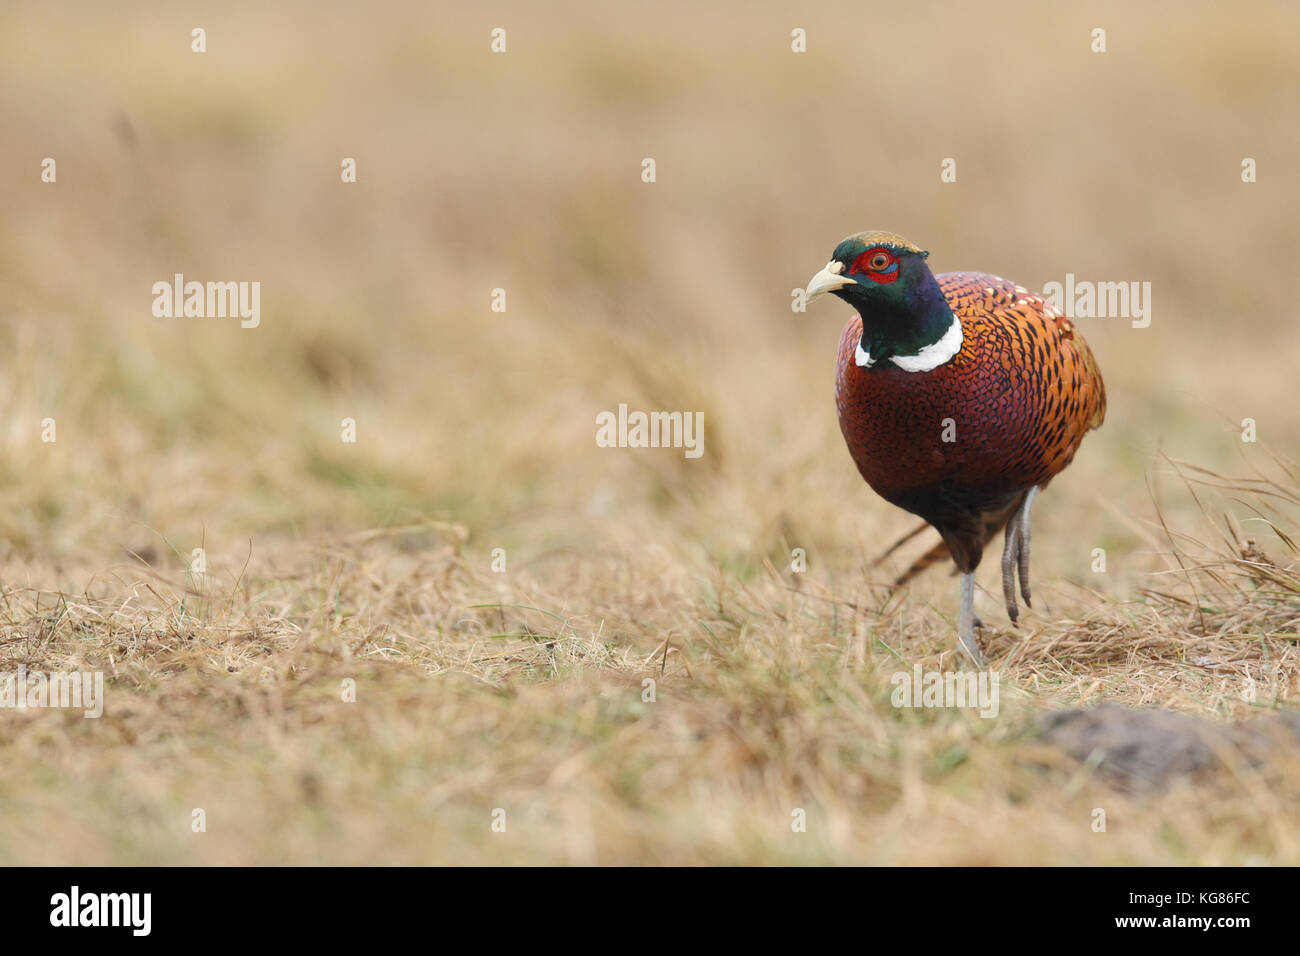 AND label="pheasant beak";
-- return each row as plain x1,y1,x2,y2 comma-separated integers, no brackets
805,261,855,301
